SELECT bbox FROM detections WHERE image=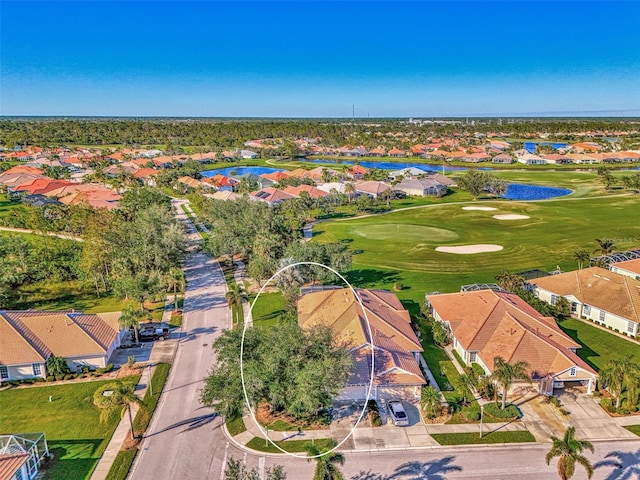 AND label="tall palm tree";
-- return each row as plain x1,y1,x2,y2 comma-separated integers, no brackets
344,182,356,203
492,356,531,410
119,304,145,344
305,440,345,480
94,381,145,440
594,238,616,256
166,267,186,311
545,426,594,480
573,250,591,270
599,355,638,410
225,282,248,324
421,386,442,419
